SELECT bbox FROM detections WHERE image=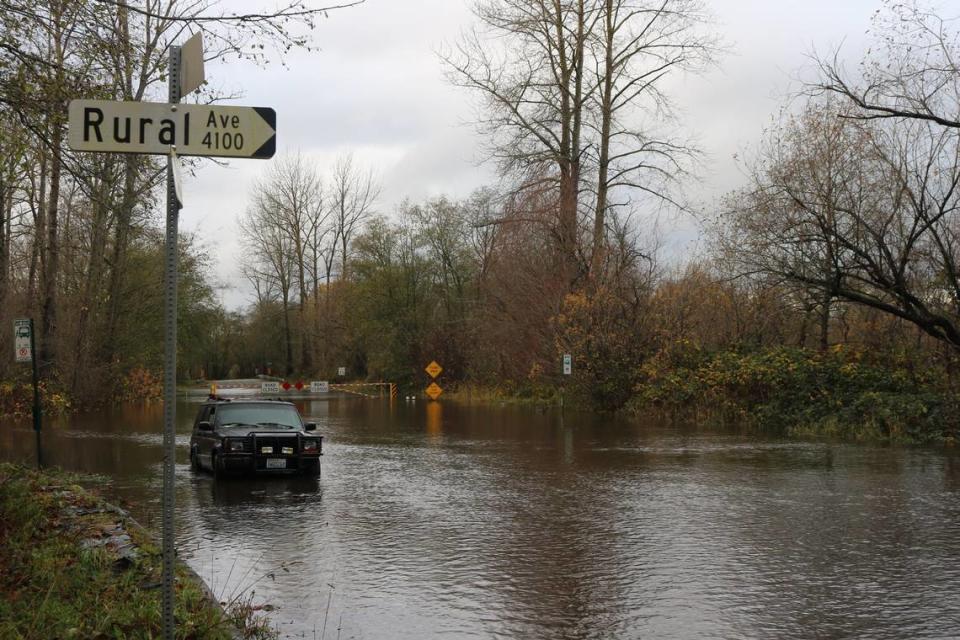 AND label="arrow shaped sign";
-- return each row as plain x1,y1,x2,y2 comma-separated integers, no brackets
68,100,276,159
